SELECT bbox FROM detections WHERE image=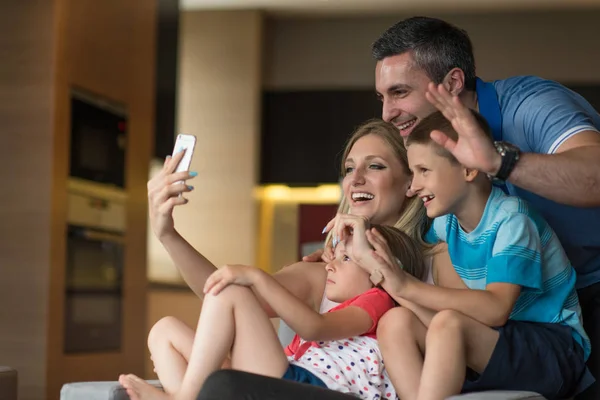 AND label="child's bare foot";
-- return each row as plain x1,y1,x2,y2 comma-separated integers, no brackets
120,374,168,400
